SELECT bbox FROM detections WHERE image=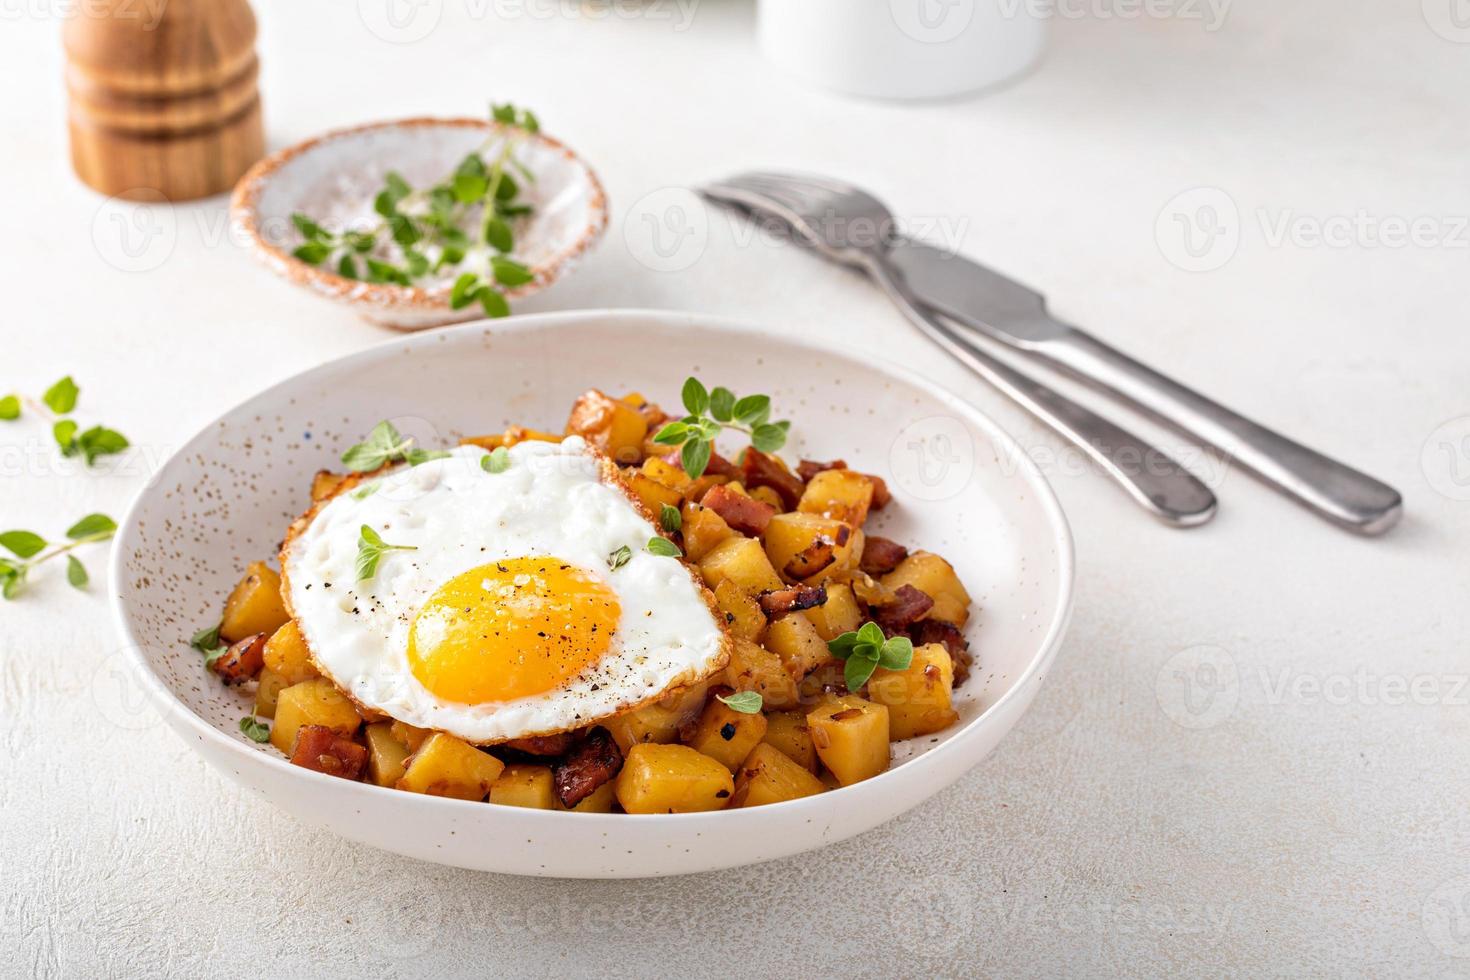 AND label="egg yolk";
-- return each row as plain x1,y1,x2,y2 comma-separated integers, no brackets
408,557,621,704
